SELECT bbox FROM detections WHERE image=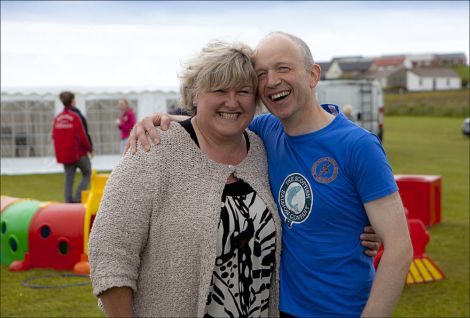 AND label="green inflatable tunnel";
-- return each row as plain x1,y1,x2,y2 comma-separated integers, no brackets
0,200,42,266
